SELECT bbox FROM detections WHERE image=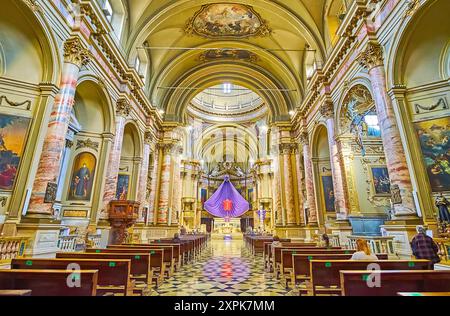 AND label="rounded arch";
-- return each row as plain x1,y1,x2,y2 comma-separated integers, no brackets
122,121,143,158
311,123,330,159
163,63,292,123
387,0,450,88
74,76,114,134
0,0,60,84
336,79,374,136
